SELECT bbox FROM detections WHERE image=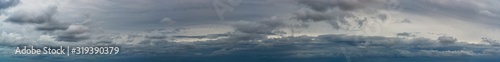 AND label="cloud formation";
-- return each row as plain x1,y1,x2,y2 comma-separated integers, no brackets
102,34,500,58
1,0,500,62
0,0,19,9
160,17,175,25
54,25,89,42
298,0,387,11
293,0,392,31
5,6,57,24
2,2,92,42
437,36,457,45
